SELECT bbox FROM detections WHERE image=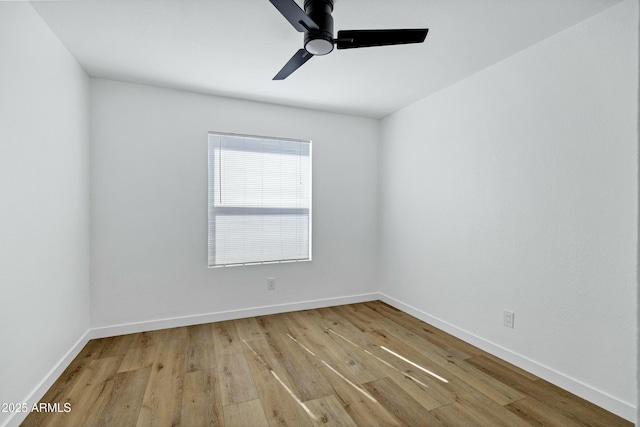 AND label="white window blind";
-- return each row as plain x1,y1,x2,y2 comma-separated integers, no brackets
208,132,311,267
